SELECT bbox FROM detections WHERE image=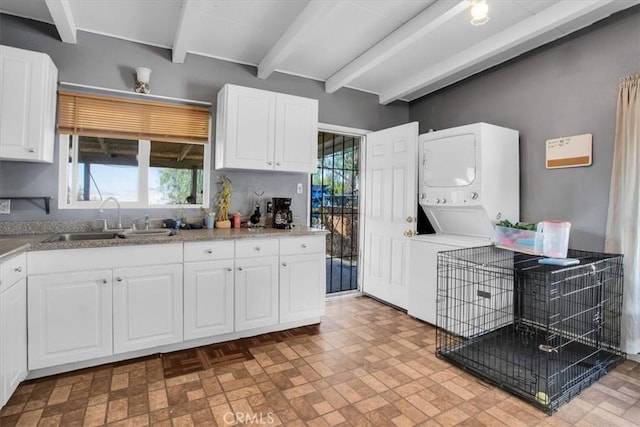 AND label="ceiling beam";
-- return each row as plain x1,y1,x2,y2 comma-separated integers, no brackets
257,0,339,80
97,137,110,157
177,144,193,162
172,0,201,64
379,0,618,104
325,0,469,94
44,0,77,44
